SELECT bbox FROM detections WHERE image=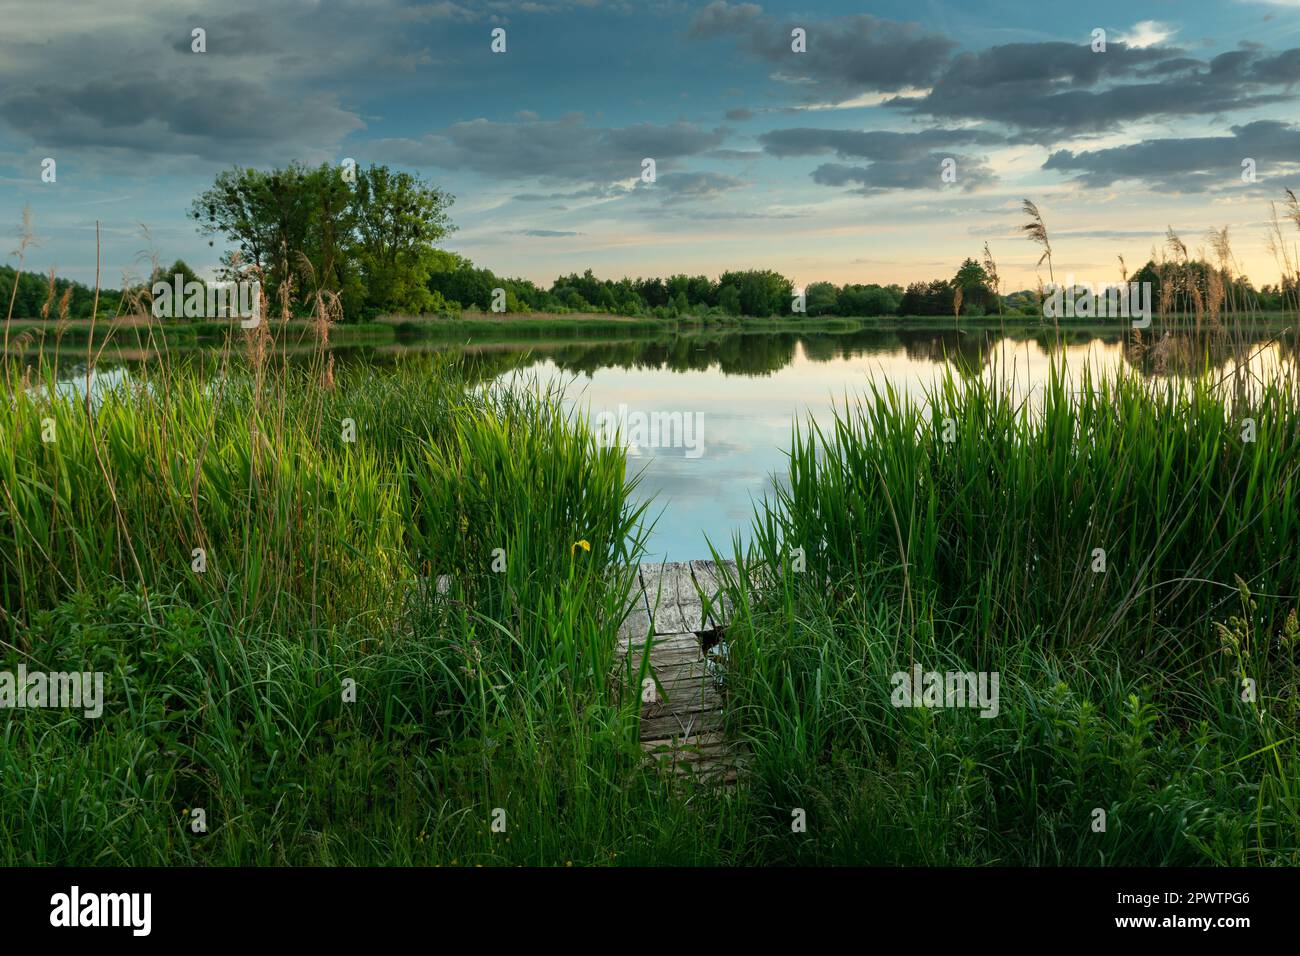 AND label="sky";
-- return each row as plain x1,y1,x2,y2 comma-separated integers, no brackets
3,0,1300,293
